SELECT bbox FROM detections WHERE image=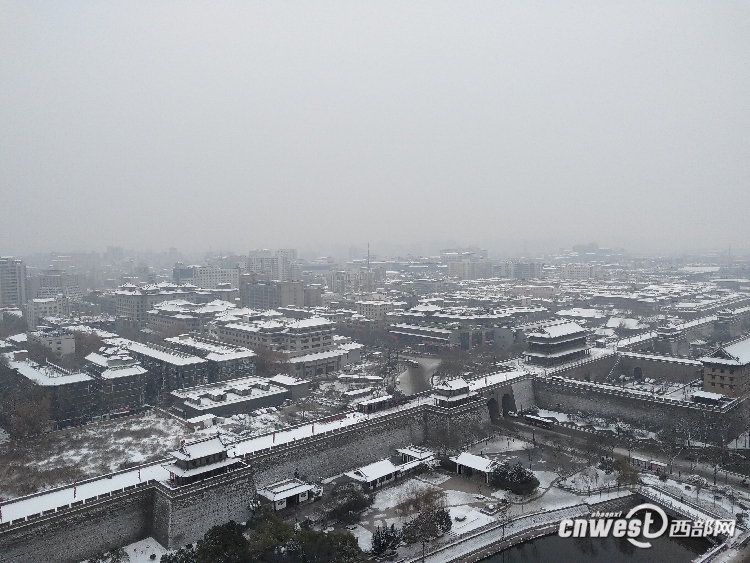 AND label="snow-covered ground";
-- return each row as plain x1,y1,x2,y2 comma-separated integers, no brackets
448,507,495,535
0,427,9,444
534,470,558,489
118,537,168,563
468,436,528,456
559,466,618,490
79,537,169,563
536,409,569,423
347,524,373,551
0,412,187,501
